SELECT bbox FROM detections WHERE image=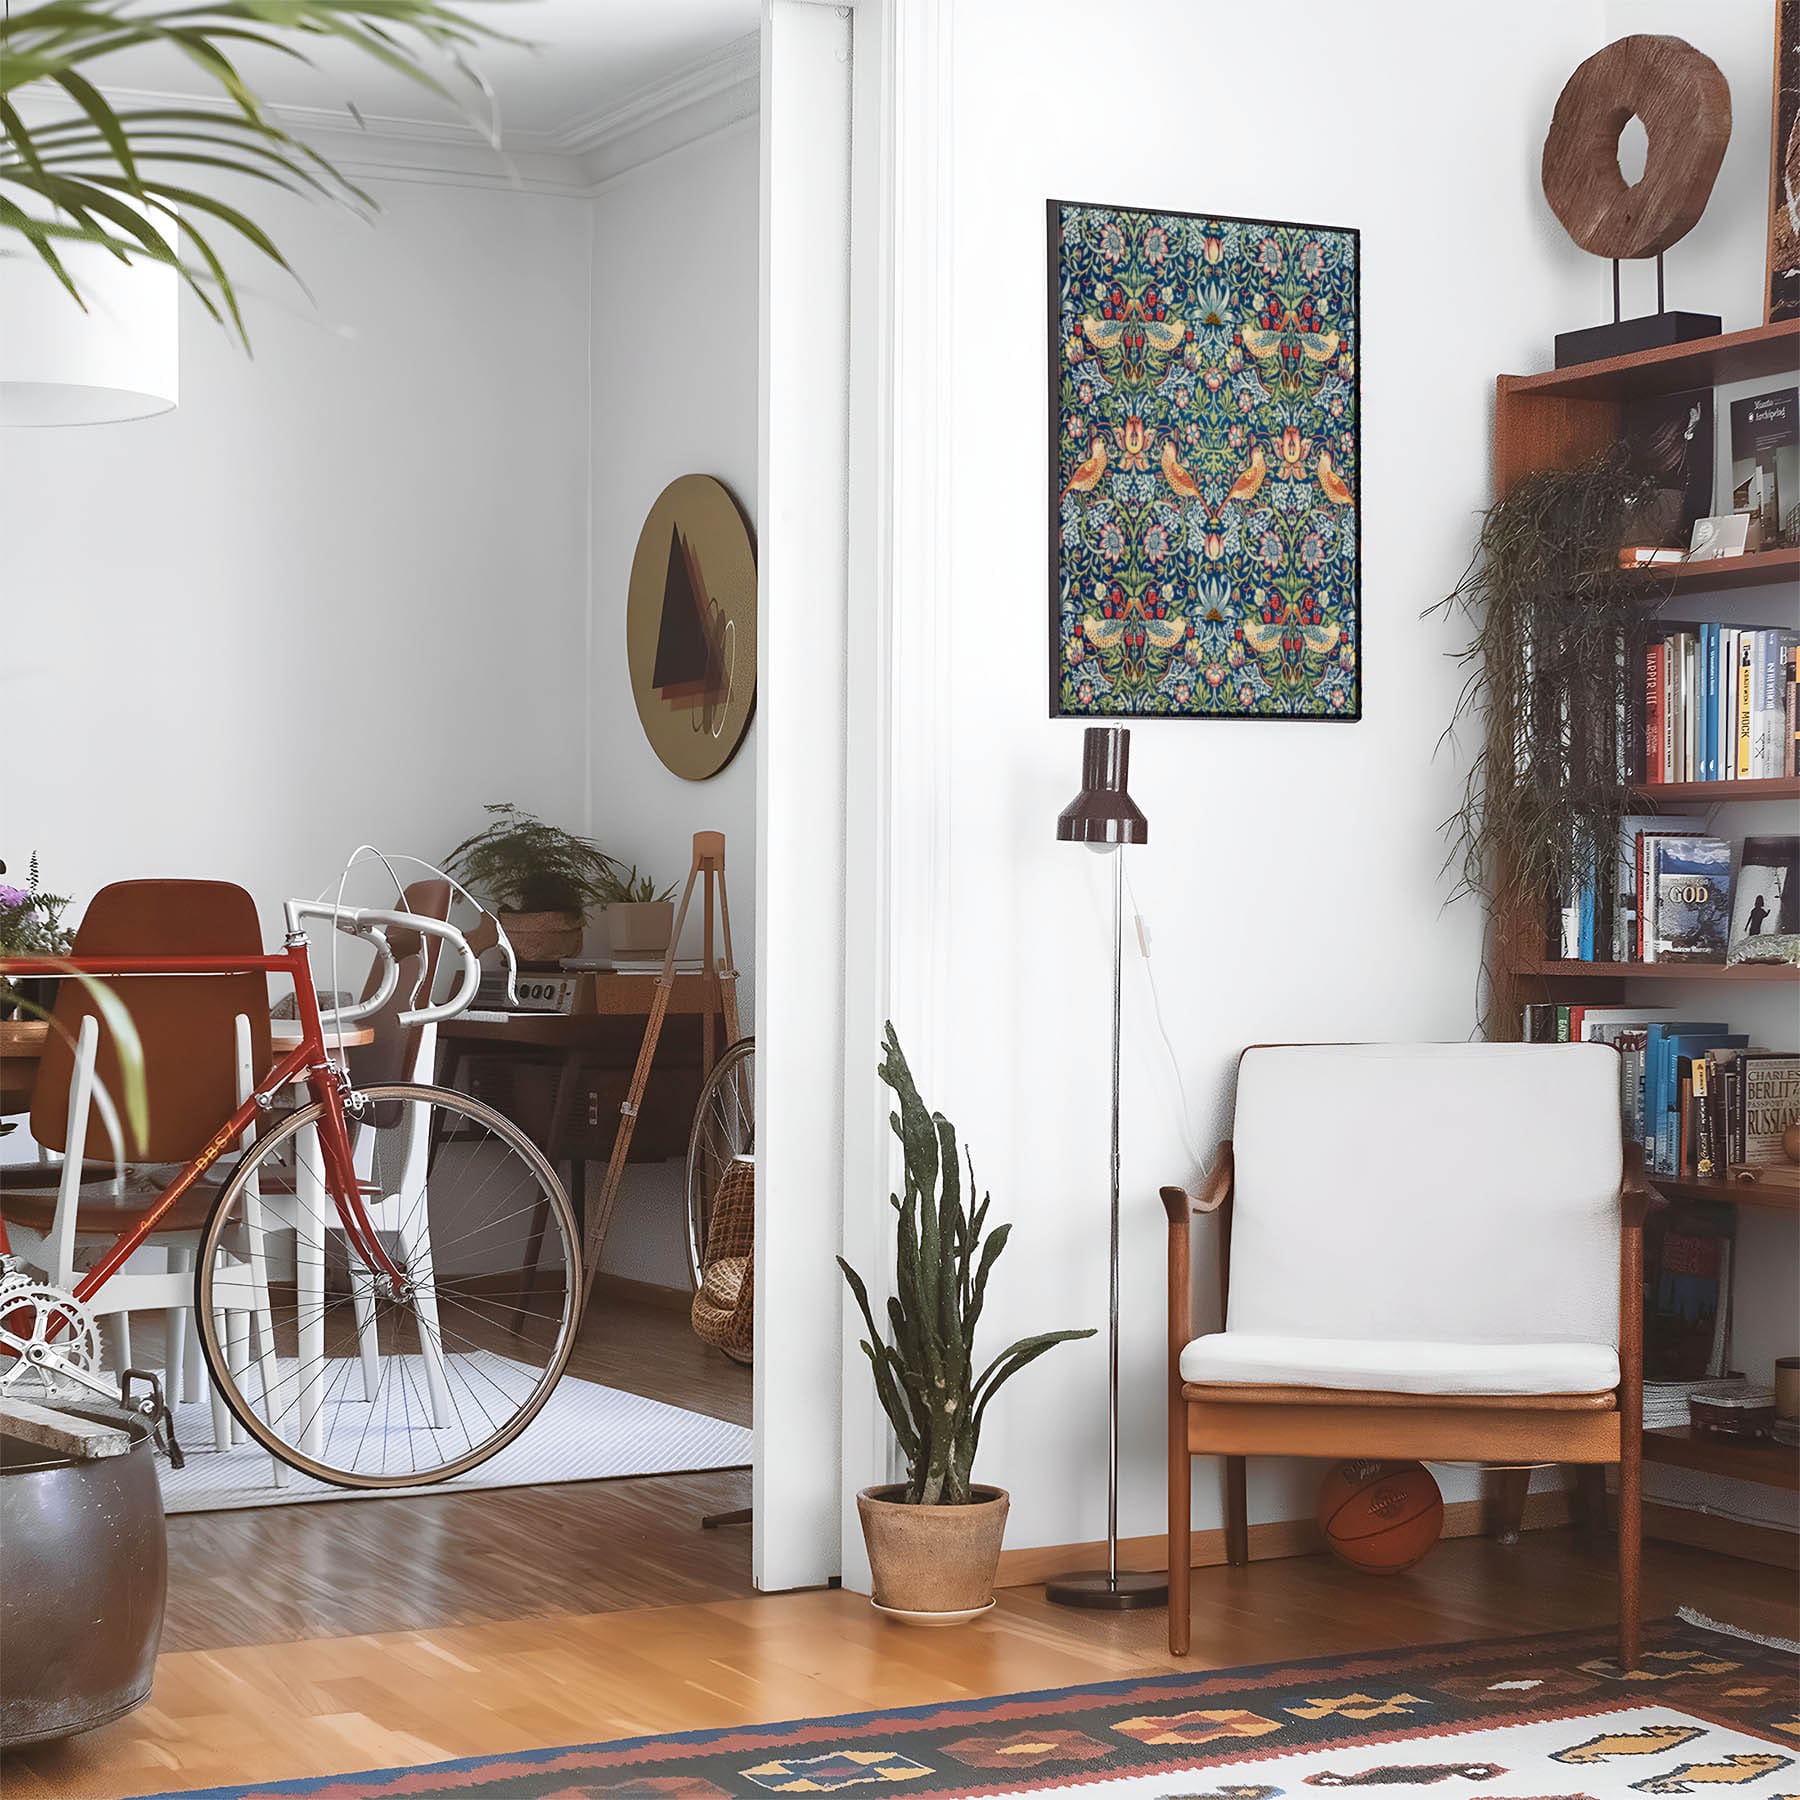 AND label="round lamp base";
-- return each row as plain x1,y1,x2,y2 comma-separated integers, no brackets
1043,1568,1169,1610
